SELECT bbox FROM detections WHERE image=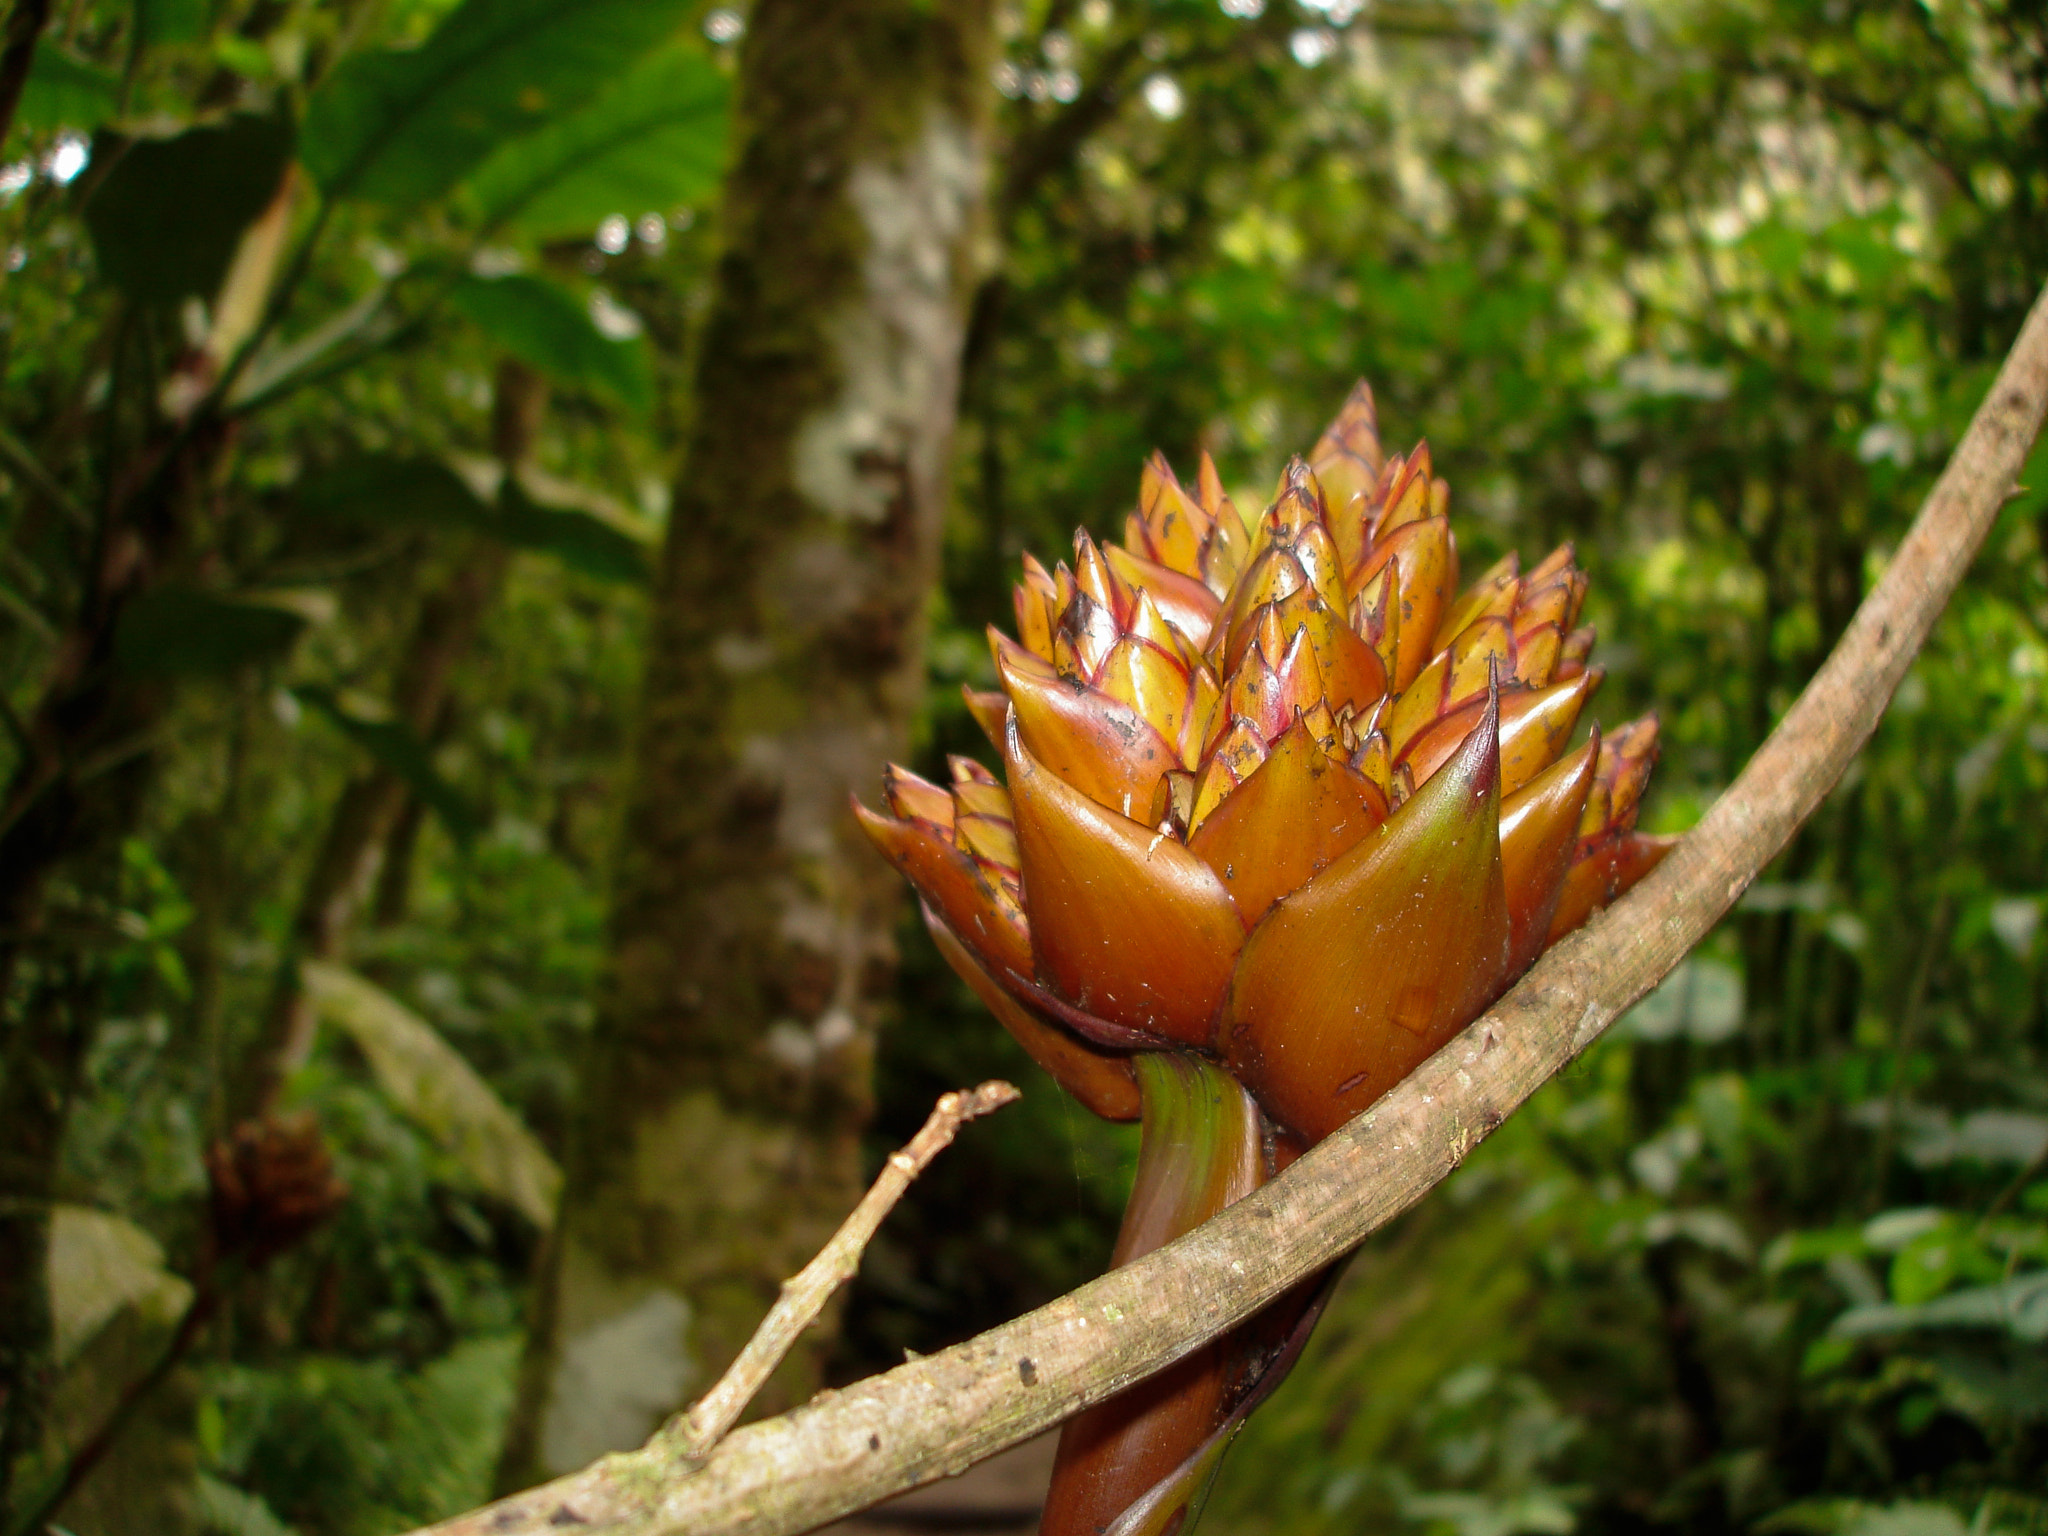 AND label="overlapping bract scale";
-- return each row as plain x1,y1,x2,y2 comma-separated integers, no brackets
852,379,1673,1536
1003,715,1244,1049
1123,449,1248,603
1224,690,1511,1143
852,758,1140,1120
1546,714,1677,943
